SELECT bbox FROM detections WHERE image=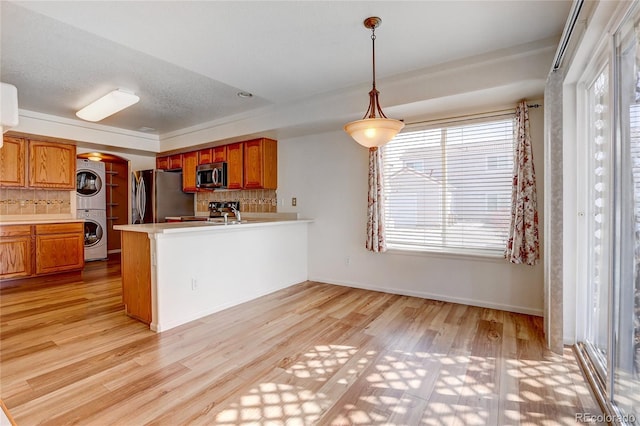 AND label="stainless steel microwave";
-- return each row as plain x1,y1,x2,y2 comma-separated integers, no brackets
196,162,227,189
